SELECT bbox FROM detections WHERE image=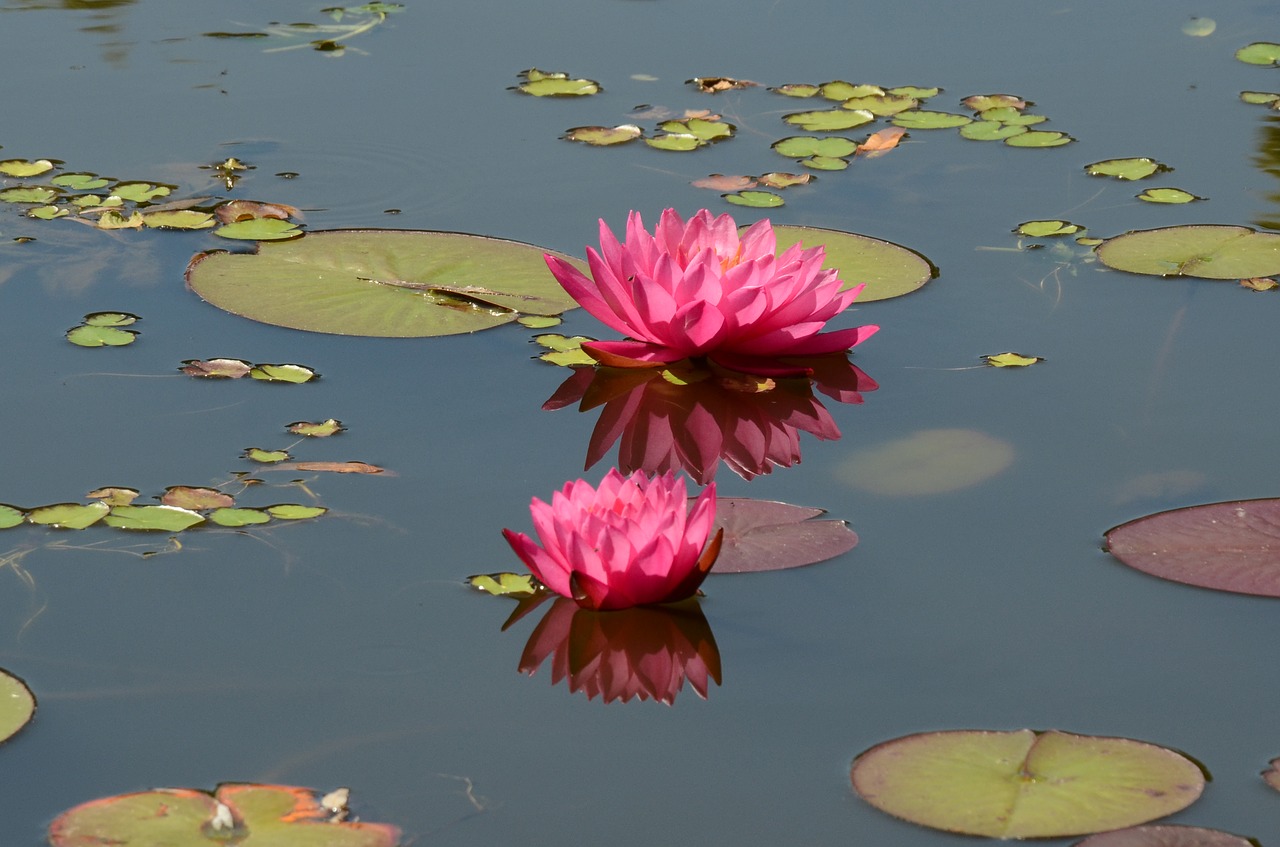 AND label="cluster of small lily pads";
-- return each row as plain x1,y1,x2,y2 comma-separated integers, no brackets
1237,41,1280,112
0,154,303,241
